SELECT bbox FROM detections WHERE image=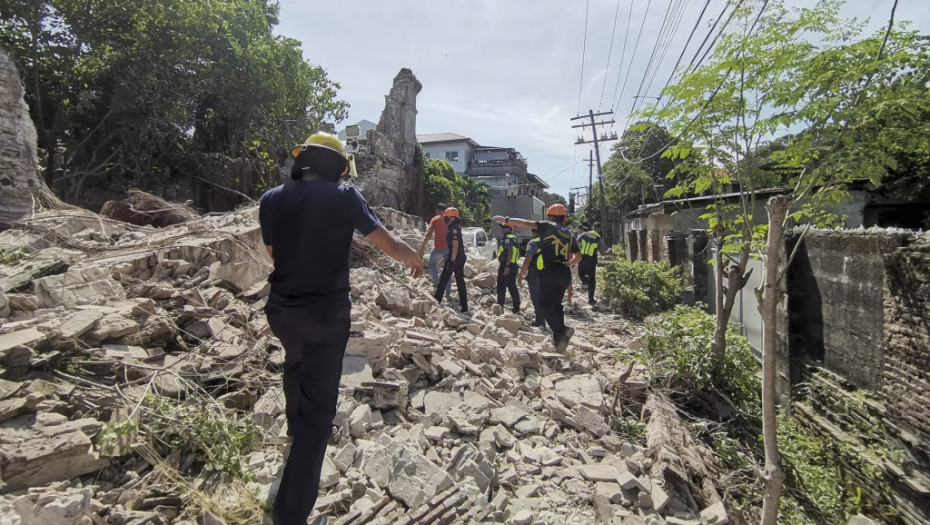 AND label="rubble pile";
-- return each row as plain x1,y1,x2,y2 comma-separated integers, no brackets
0,203,730,525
